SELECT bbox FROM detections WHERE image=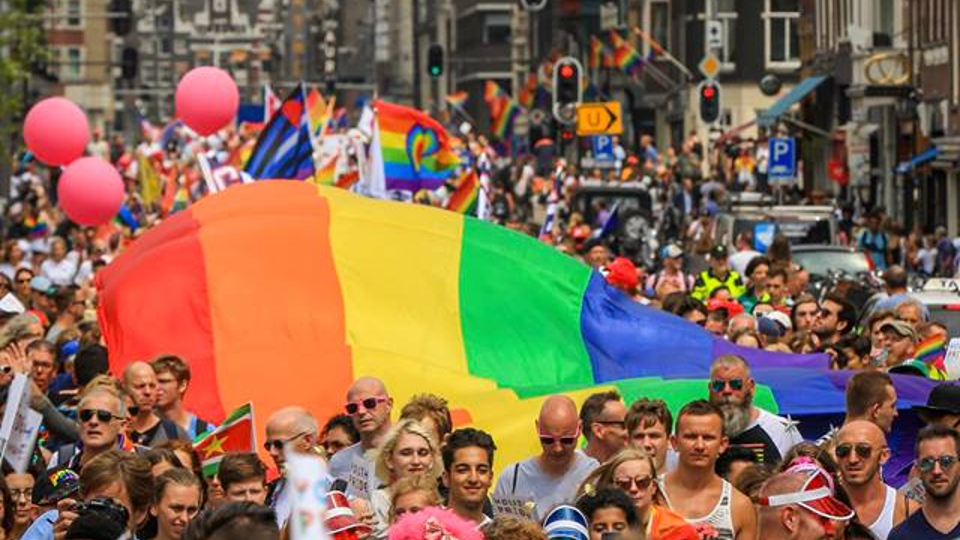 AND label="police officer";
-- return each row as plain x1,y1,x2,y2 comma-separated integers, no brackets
692,245,746,301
